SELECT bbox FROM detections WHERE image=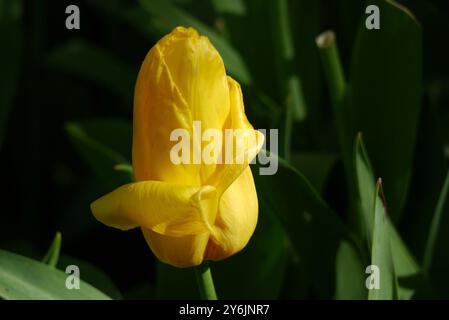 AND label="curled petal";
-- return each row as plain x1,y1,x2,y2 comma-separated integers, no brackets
90,181,218,237
206,76,264,195
206,167,258,260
